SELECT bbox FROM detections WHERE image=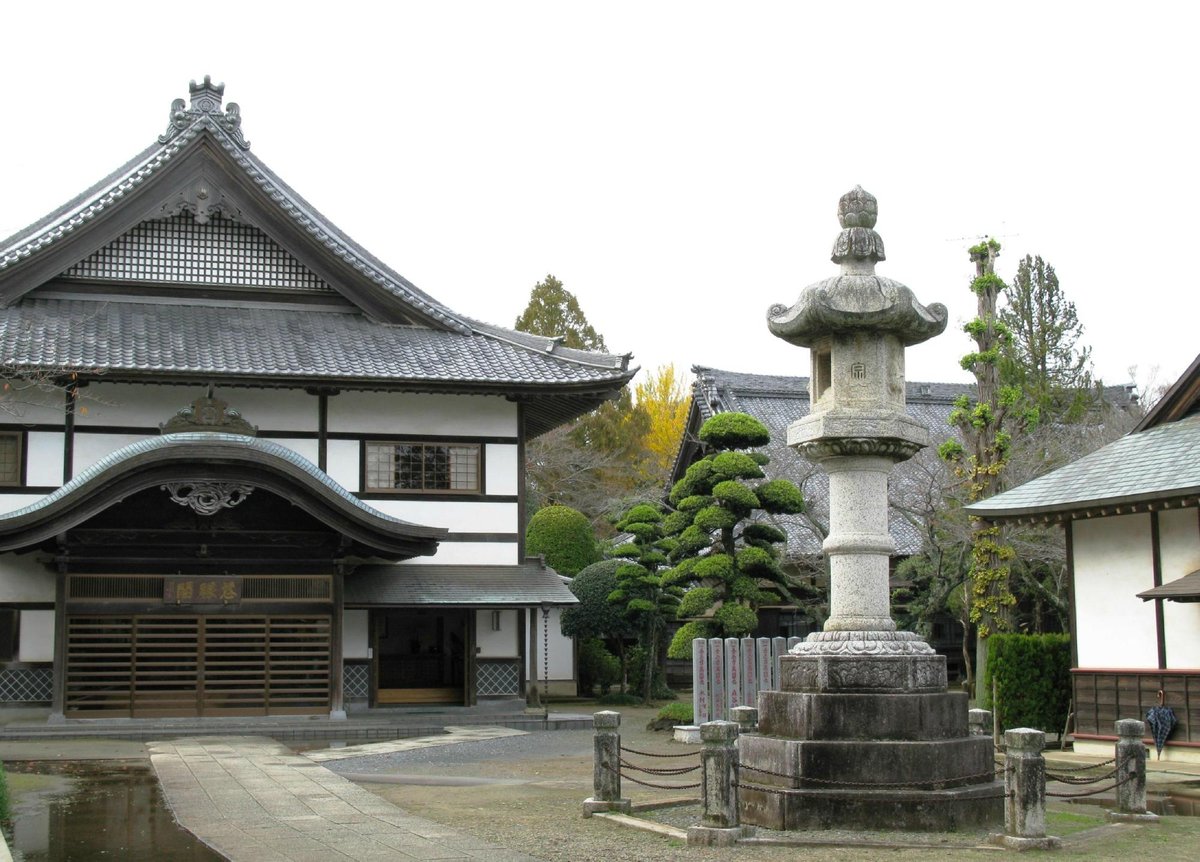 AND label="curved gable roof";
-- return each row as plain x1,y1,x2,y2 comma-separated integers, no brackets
0,432,445,559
